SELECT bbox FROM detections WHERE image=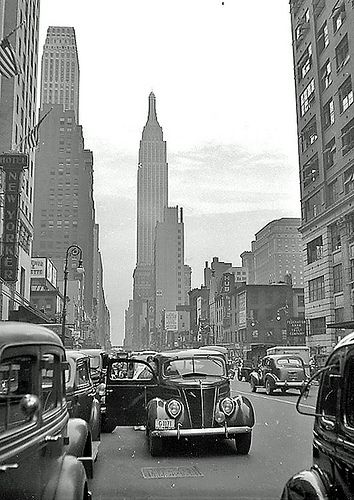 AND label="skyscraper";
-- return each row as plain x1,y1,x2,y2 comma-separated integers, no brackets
40,26,80,120
137,92,168,266
289,0,354,361
0,0,40,318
